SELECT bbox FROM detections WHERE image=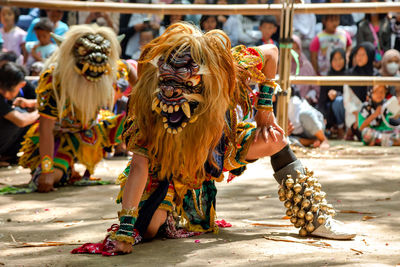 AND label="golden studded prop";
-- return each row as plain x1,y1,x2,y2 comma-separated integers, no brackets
278,168,335,237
